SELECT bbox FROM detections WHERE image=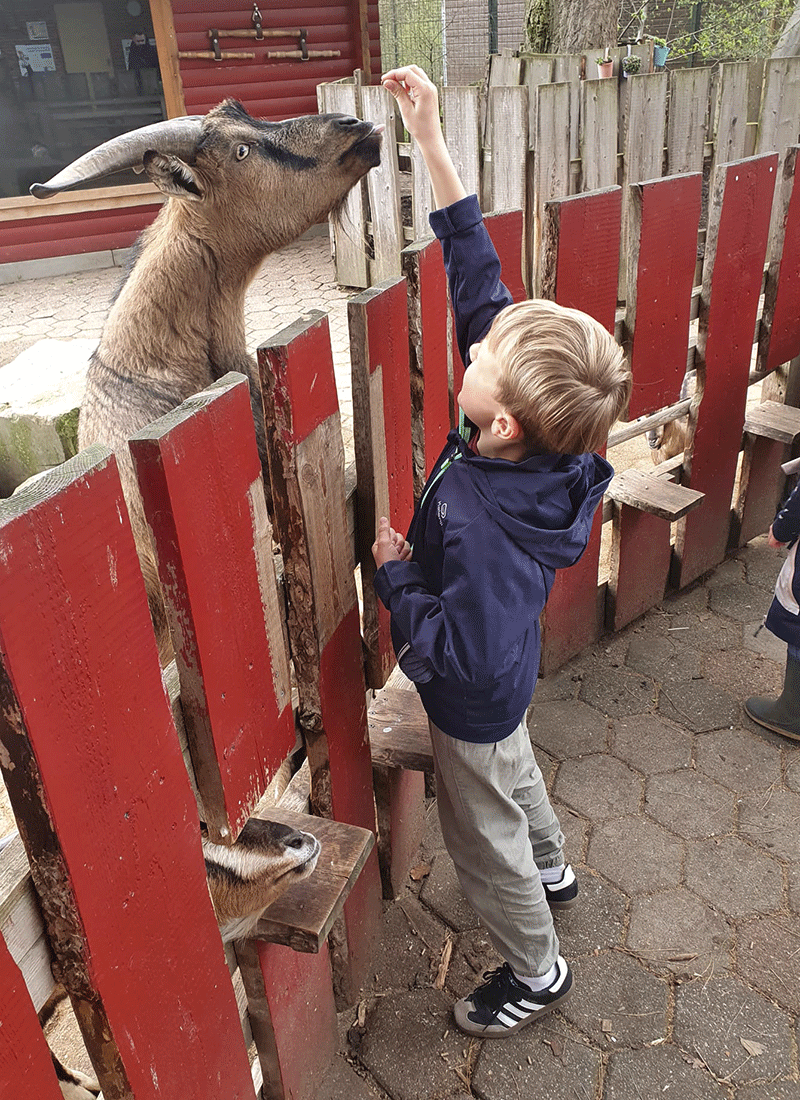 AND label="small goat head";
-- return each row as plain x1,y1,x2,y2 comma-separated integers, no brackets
203,817,321,943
